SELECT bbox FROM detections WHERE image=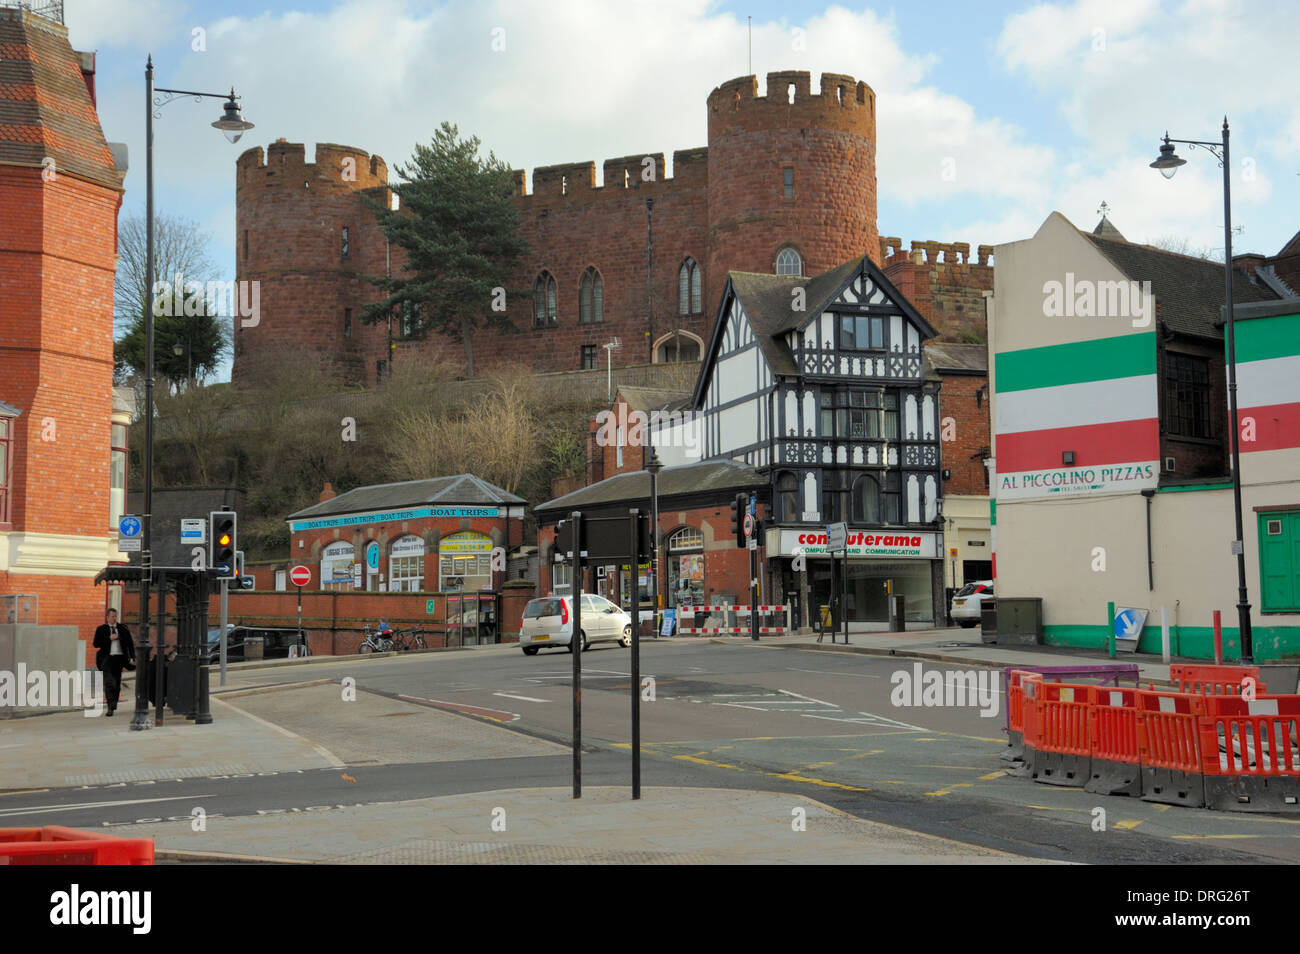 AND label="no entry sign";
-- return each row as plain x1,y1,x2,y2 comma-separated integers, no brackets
290,565,311,587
